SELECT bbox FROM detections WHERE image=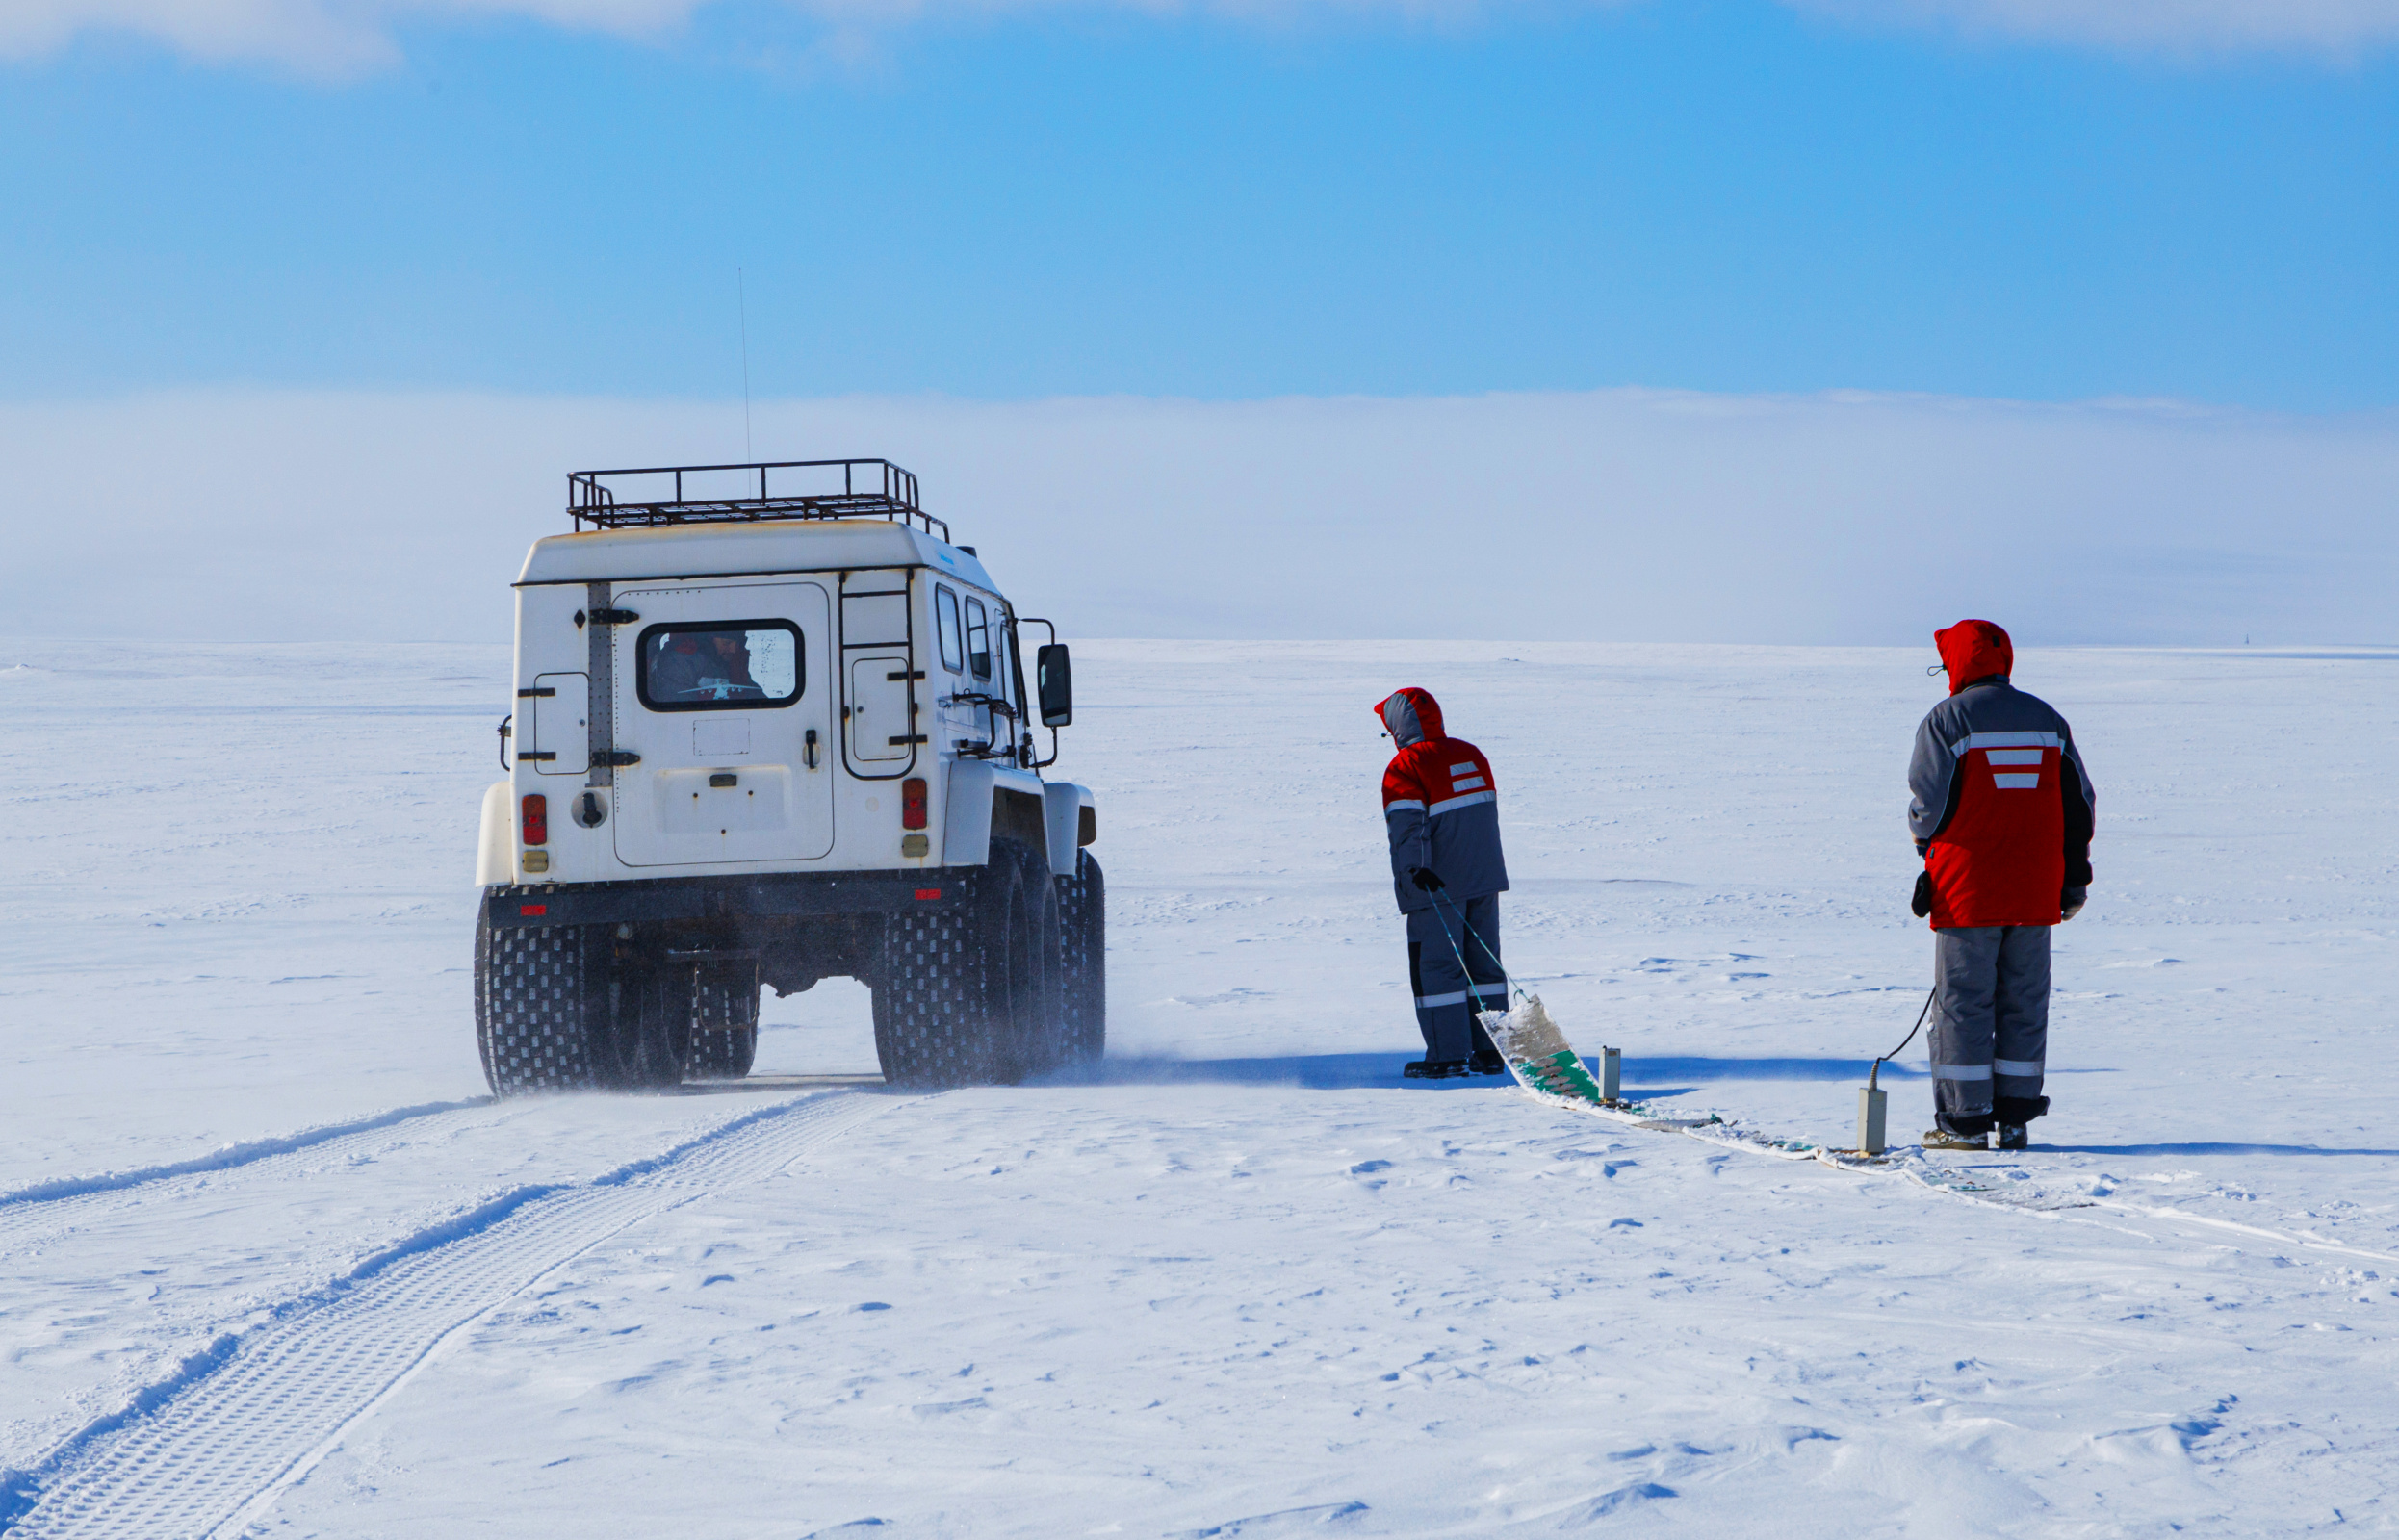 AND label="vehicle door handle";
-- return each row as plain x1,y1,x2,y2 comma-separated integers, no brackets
804,728,819,769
